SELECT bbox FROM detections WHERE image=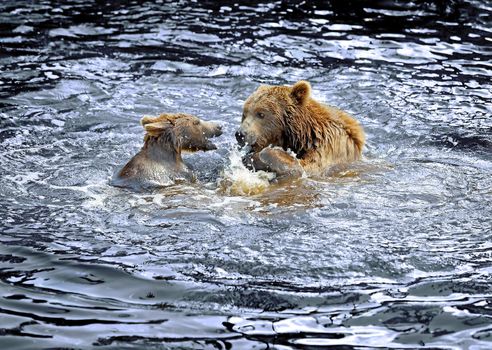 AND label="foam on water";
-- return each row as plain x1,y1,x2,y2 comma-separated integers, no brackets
1,0,491,349
218,148,276,196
